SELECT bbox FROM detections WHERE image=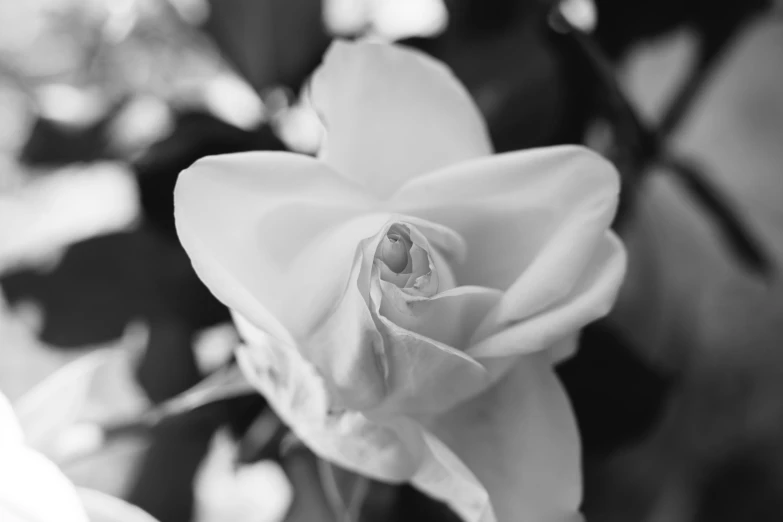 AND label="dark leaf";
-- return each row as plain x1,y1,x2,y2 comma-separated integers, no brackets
558,321,675,456
236,408,288,464
662,156,773,277
204,0,329,92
